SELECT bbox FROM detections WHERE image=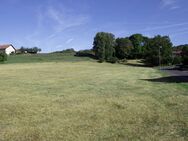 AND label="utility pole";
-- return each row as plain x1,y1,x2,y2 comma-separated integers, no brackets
159,46,162,70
